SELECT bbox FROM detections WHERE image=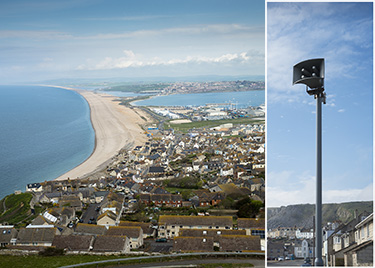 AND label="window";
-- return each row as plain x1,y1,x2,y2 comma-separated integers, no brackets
203,231,207,235
217,231,221,235
367,225,370,237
